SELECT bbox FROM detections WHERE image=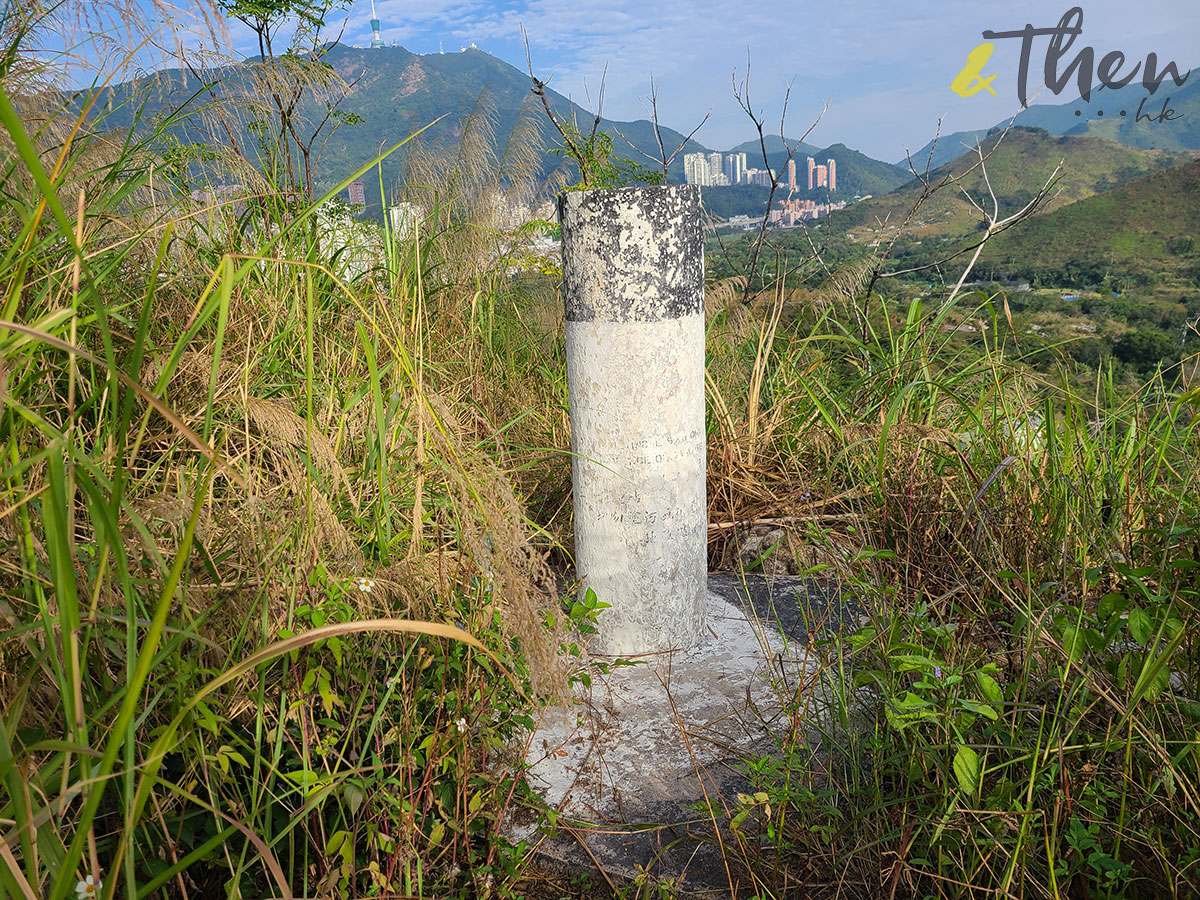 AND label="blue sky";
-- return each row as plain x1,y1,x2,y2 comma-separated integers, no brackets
212,1,1198,161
